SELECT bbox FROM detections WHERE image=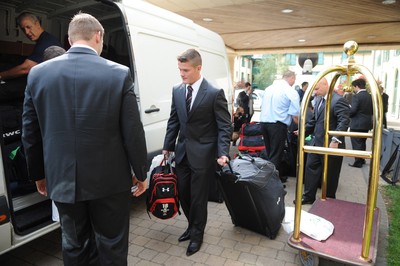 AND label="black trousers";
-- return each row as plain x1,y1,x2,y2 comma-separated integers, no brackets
175,156,212,243
261,122,288,176
350,128,369,165
55,191,131,266
303,153,343,200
